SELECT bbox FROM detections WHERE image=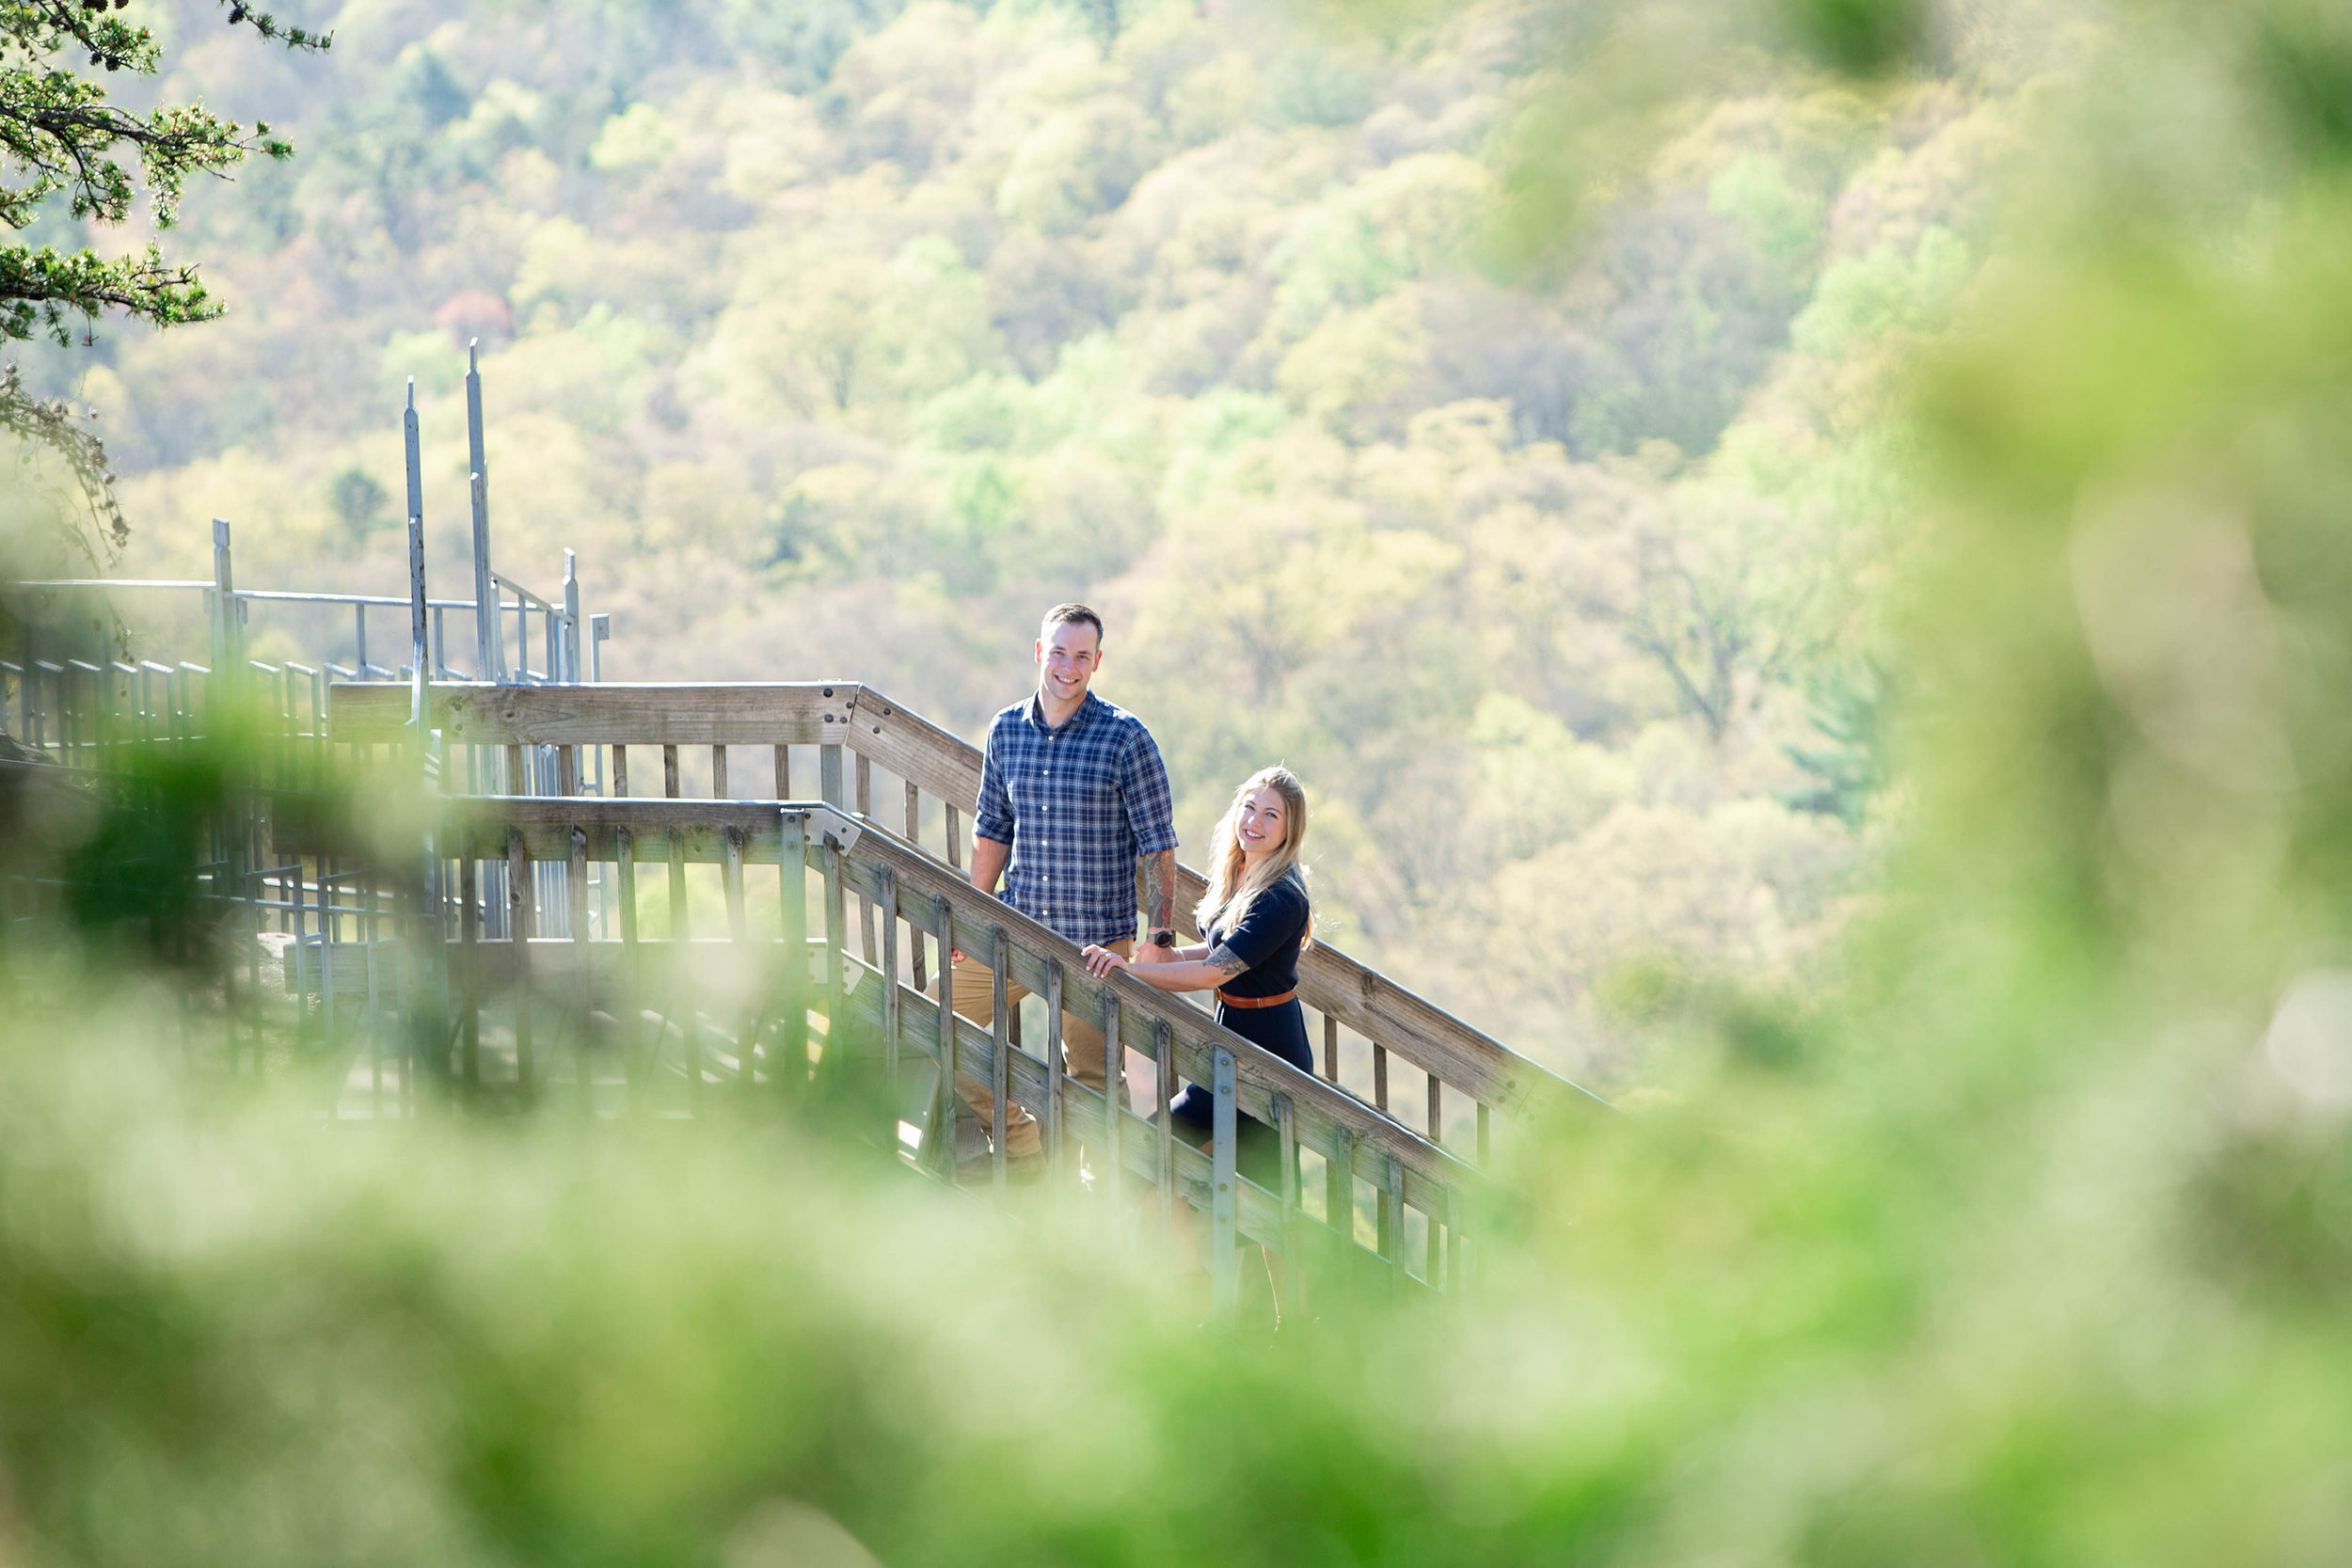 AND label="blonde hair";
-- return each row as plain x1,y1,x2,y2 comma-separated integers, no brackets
1194,766,1314,951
